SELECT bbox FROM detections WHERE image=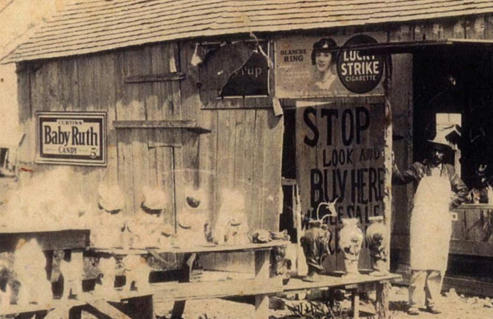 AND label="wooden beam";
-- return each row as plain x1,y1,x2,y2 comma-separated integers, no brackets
87,300,132,319
0,229,89,252
153,278,283,301
113,120,211,133
443,275,493,298
124,72,185,83
283,274,401,292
